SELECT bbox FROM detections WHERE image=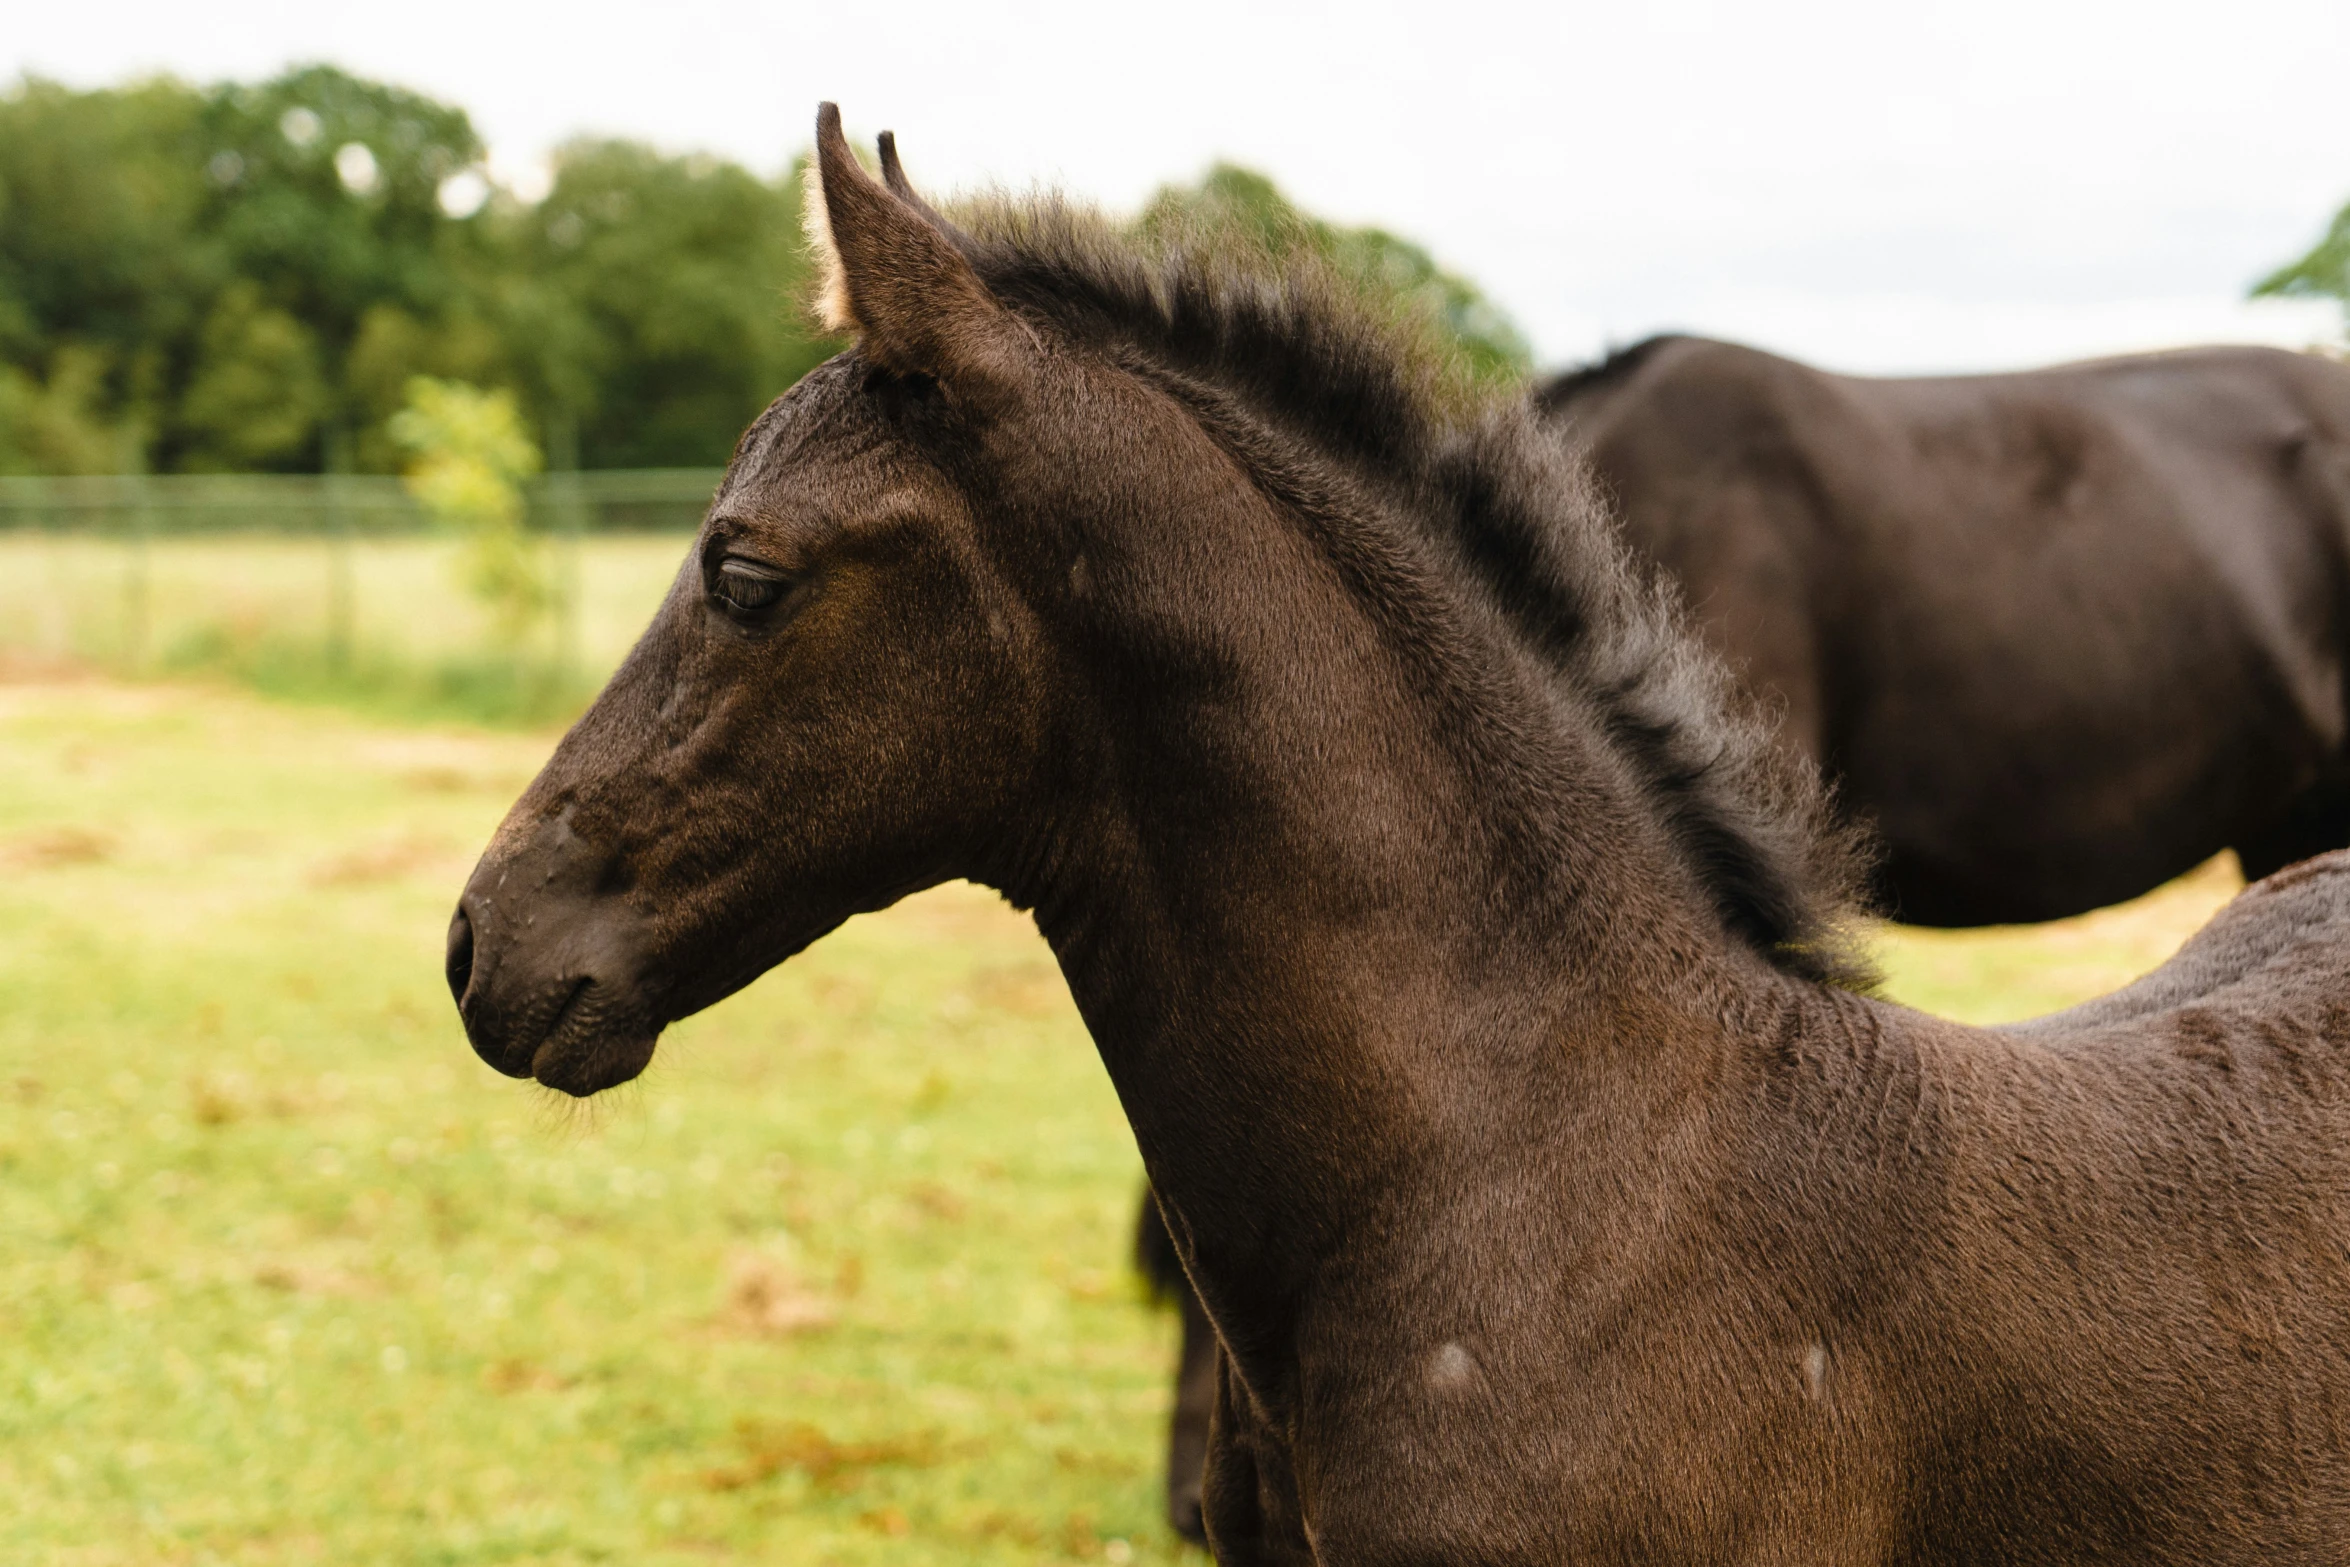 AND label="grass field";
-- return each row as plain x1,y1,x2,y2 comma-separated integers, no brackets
0,654,2243,1560
1,679,1173,1566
